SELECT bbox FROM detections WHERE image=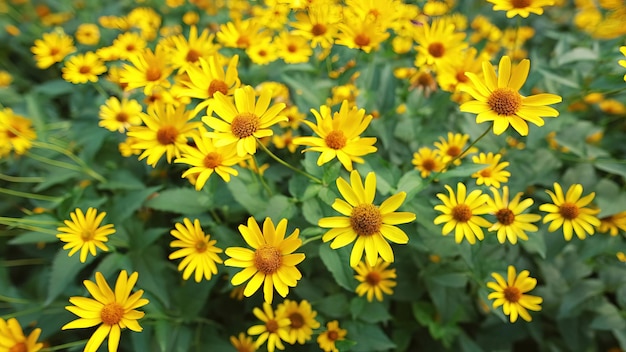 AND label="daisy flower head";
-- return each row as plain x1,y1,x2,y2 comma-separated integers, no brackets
230,332,257,352
275,32,313,64
471,152,511,188
433,182,492,244
539,183,601,241
167,25,220,73
485,186,541,244
75,23,100,45
317,320,347,352
460,56,562,136
412,147,446,178
98,96,143,133
247,302,291,352
598,211,626,236
126,101,202,167
120,44,173,96
0,108,37,157
110,32,146,60
277,299,320,344
62,271,149,352
204,85,287,157
56,207,115,263
487,0,555,18
319,170,416,267
62,52,107,84
335,15,390,53
354,258,397,302
292,100,377,171
413,17,468,67
0,317,43,352
290,2,341,49
169,218,223,282
487,265,543,322
434,132,477,166
224,217,305,304
31,30,76,69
